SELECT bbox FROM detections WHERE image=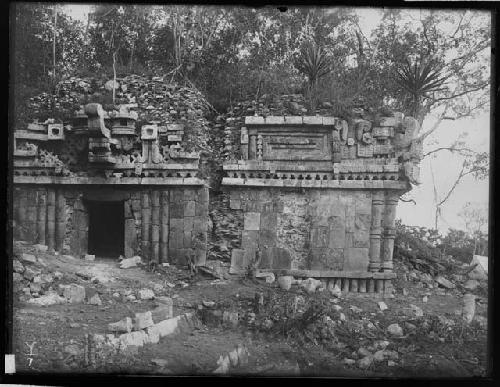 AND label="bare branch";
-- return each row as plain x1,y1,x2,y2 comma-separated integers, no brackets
423,146,475,158
426,83,489,104
399,197,416,205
